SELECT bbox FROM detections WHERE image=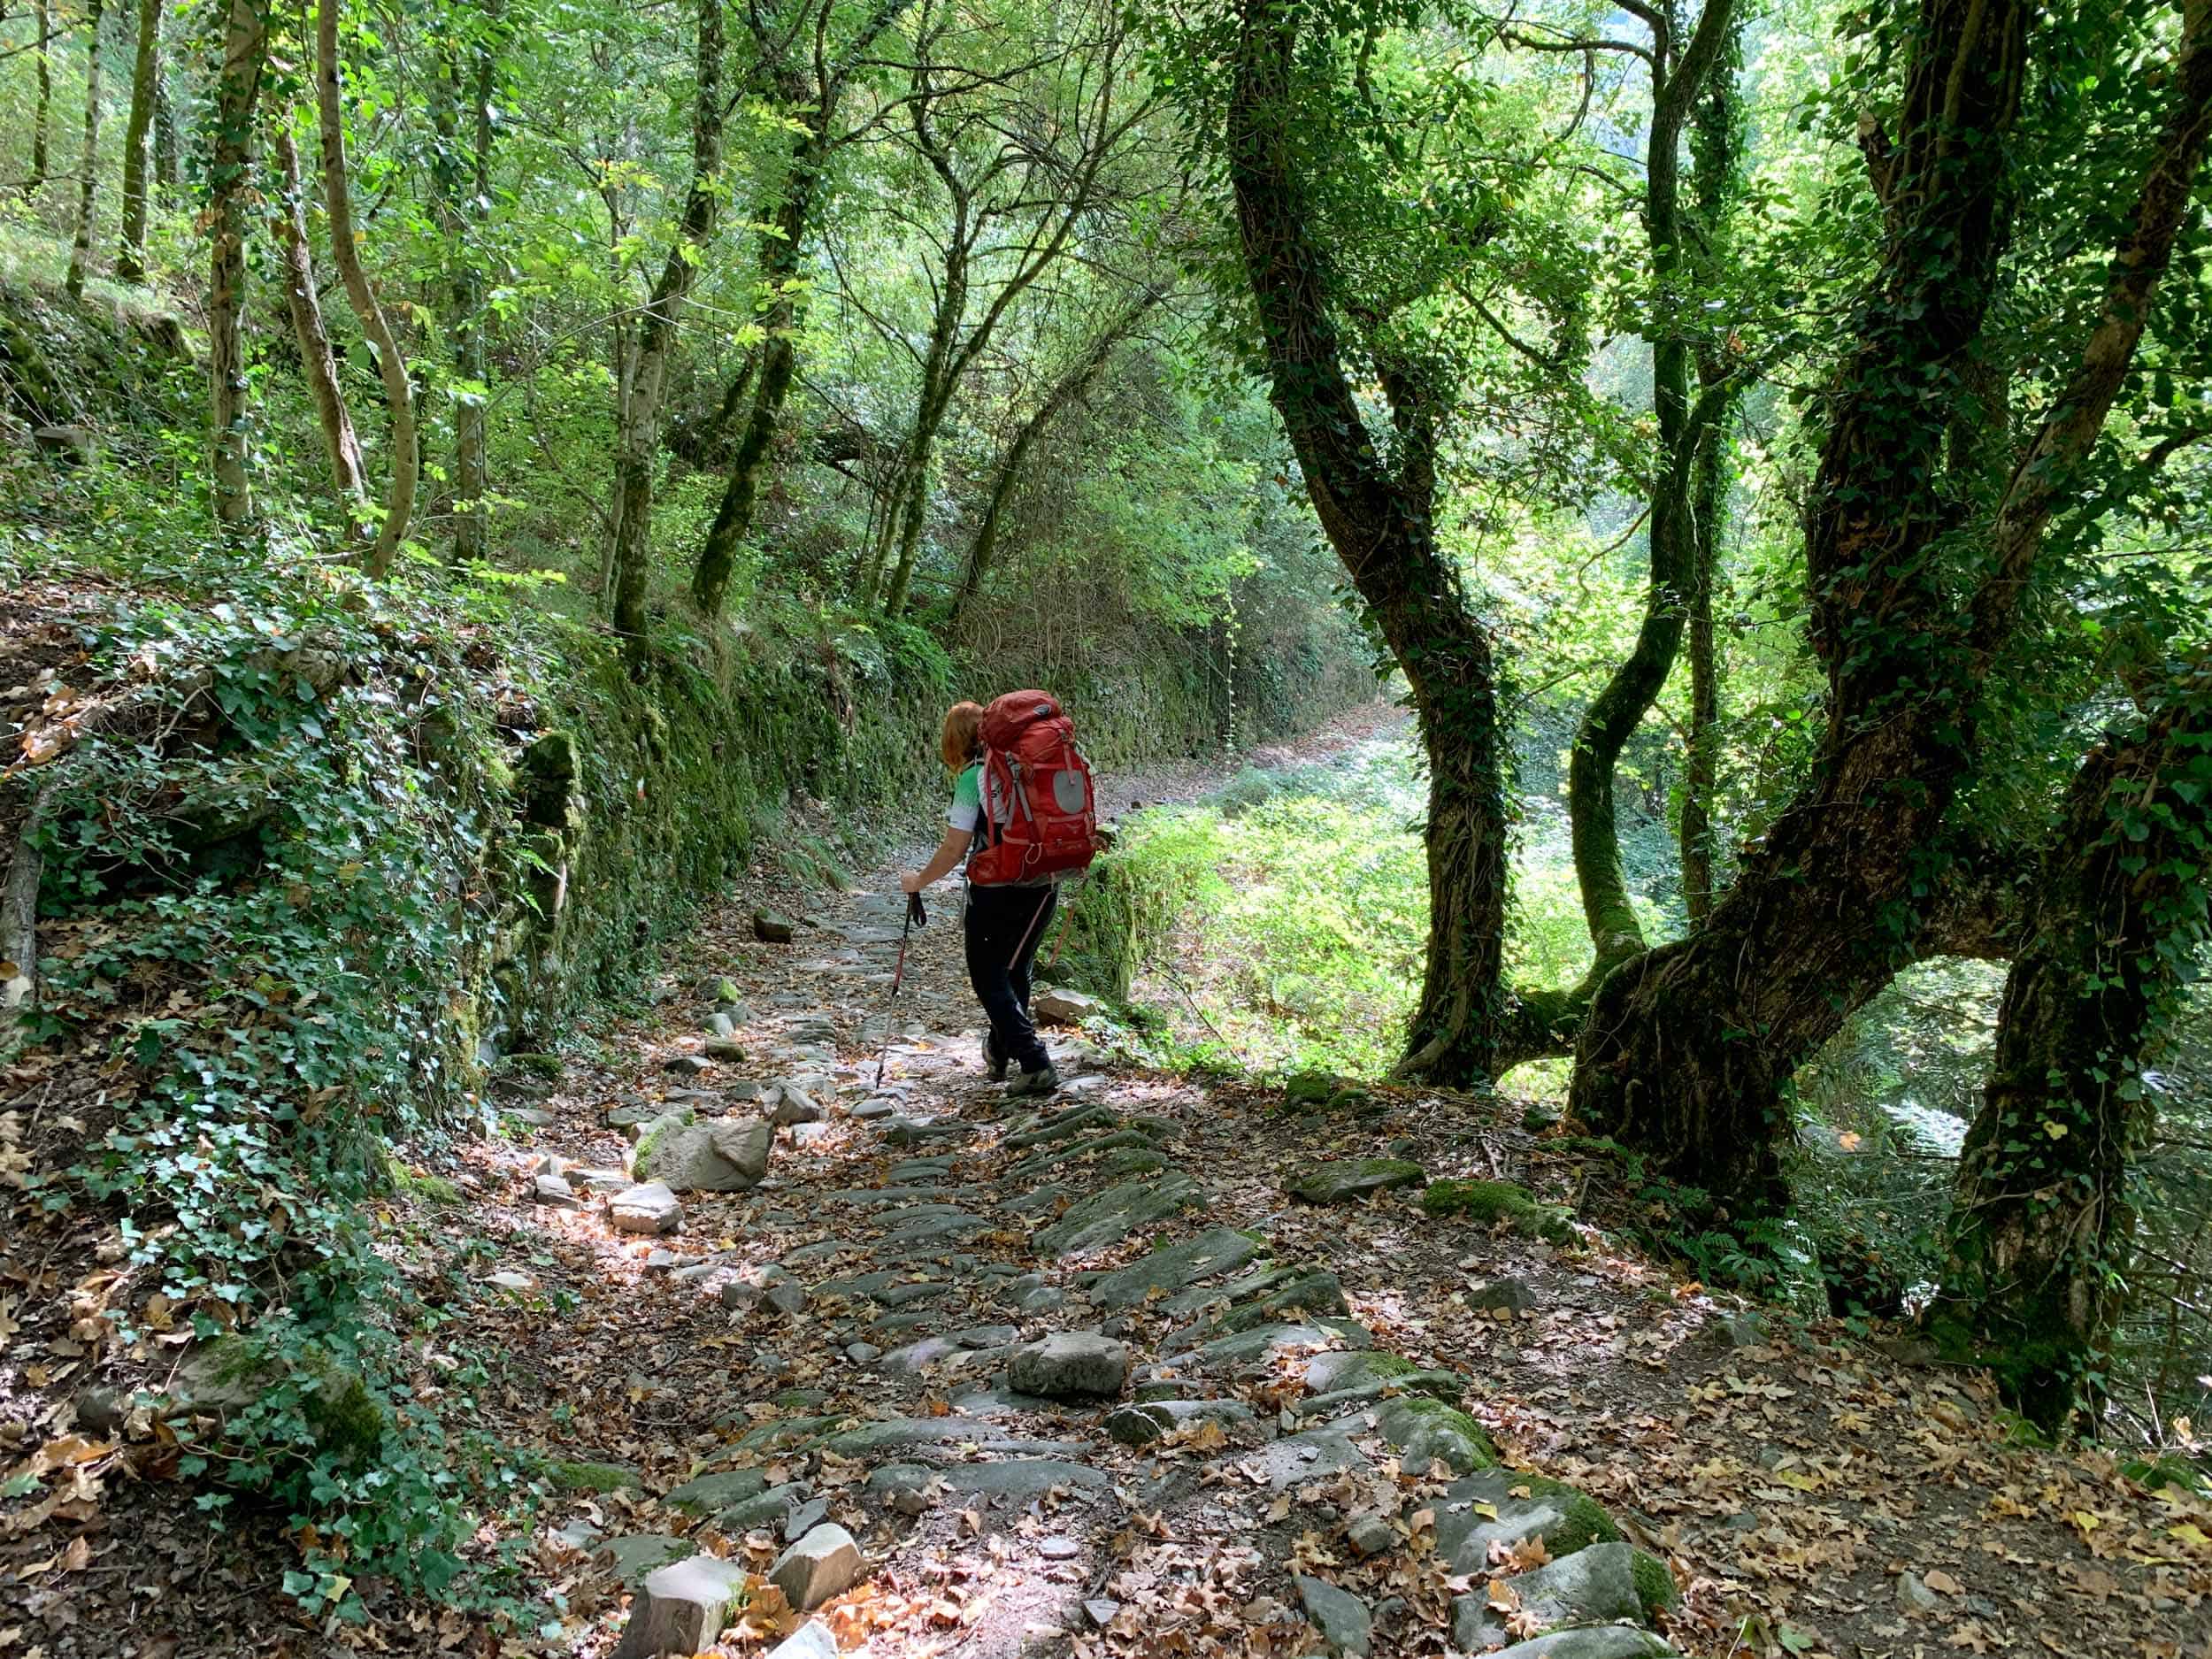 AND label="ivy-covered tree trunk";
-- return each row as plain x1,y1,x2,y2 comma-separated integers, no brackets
64,0,105,301
270,126,367,516
208,0,266,532
1572,0,2212,1211
433,22,496,565
608,0,725,660
691,0,915,618
115,0,162,281
1931,661,2212,1432
690,138,810,618
318,0,419,578
1678,30,1743,924
152,51,178,188
25,0,52,205
1228,0,1511,1081
1564,0,1737,977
